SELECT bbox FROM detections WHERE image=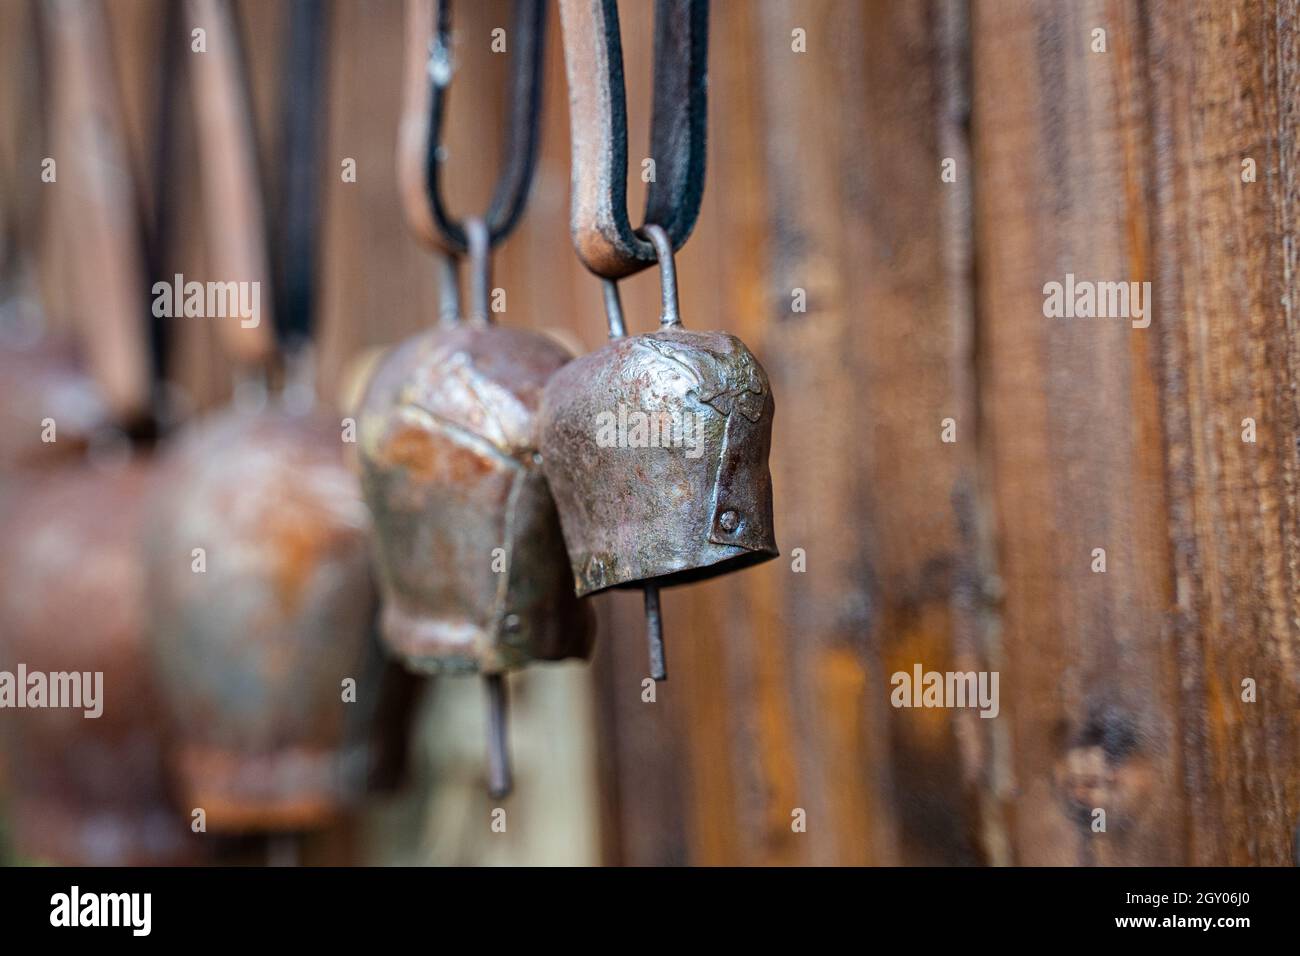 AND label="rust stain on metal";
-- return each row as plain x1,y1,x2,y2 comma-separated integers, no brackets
358,322,594,675
144,405,386,832
539,326,778,596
